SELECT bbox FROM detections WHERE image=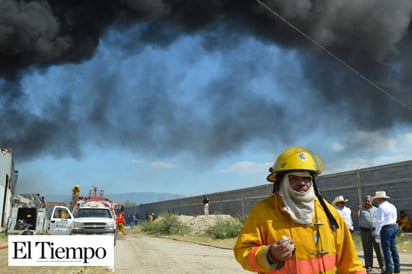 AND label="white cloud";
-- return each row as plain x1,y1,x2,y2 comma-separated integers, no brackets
220,161,271,175
151,162,176,169
325,130,412,174
349,130,412,157
389,132,412,152
350,130,396,151
132,159,143,164
331,142,345,152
